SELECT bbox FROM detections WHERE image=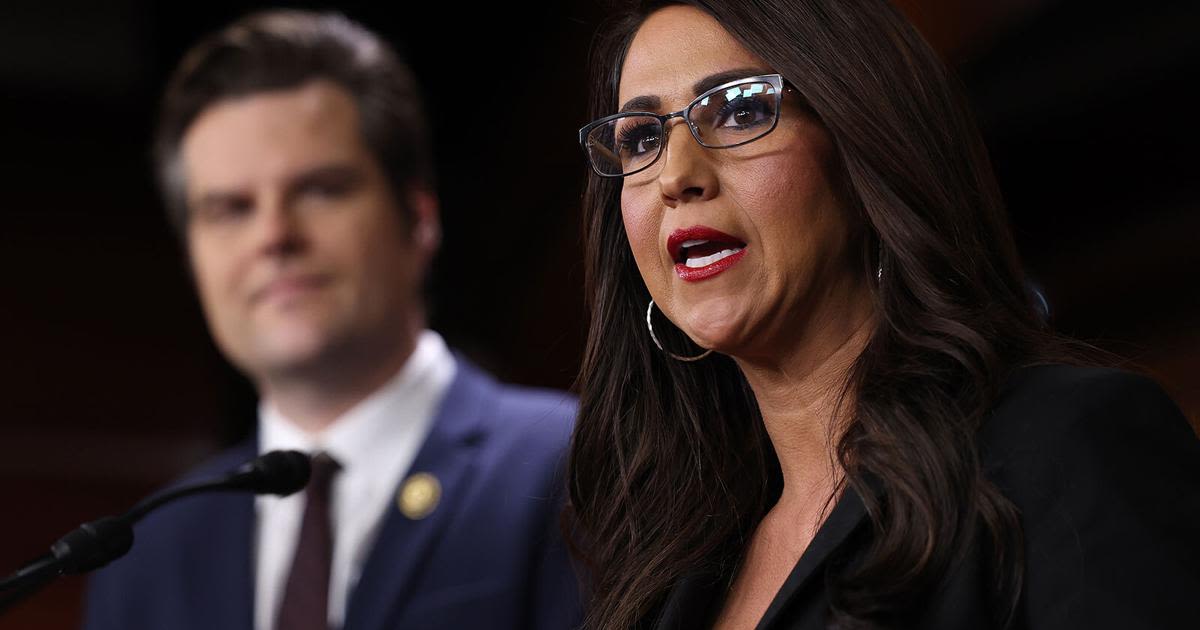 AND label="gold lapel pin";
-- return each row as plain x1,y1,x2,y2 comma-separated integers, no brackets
398,472,441,520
